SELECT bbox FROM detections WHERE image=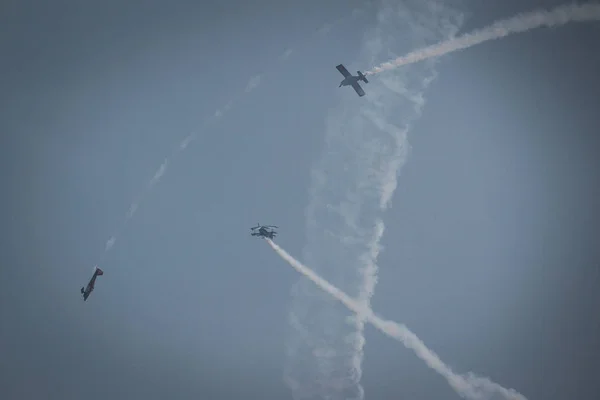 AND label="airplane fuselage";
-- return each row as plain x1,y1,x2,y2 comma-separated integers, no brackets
251,227,276,239
336,65,368,97
81,267,103,301
82,286,93,301
82,279,96,300
339,76,360,87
